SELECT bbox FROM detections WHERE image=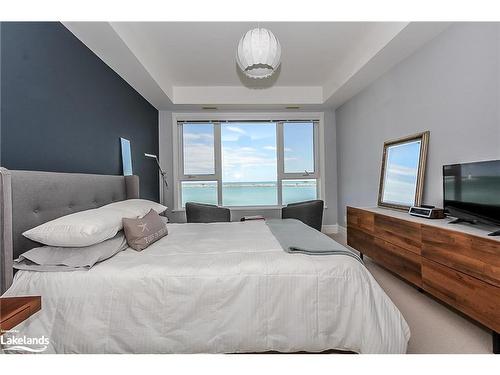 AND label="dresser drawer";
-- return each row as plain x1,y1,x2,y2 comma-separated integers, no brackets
347,226,374,254
347,207,374,233
422,225,500,287
374,213,421,255
348,227,422,286
422,258,500,332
